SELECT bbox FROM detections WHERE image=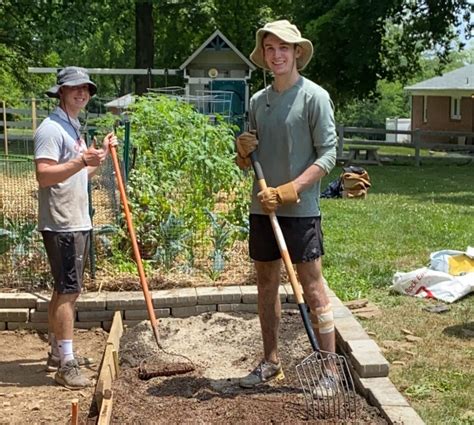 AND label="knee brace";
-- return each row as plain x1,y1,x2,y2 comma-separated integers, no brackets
310,304,334,334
